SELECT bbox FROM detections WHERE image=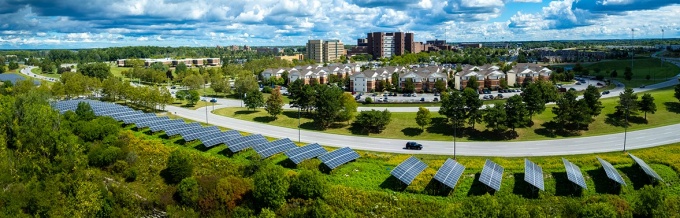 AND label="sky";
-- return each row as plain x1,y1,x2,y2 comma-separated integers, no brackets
0,0,679,49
